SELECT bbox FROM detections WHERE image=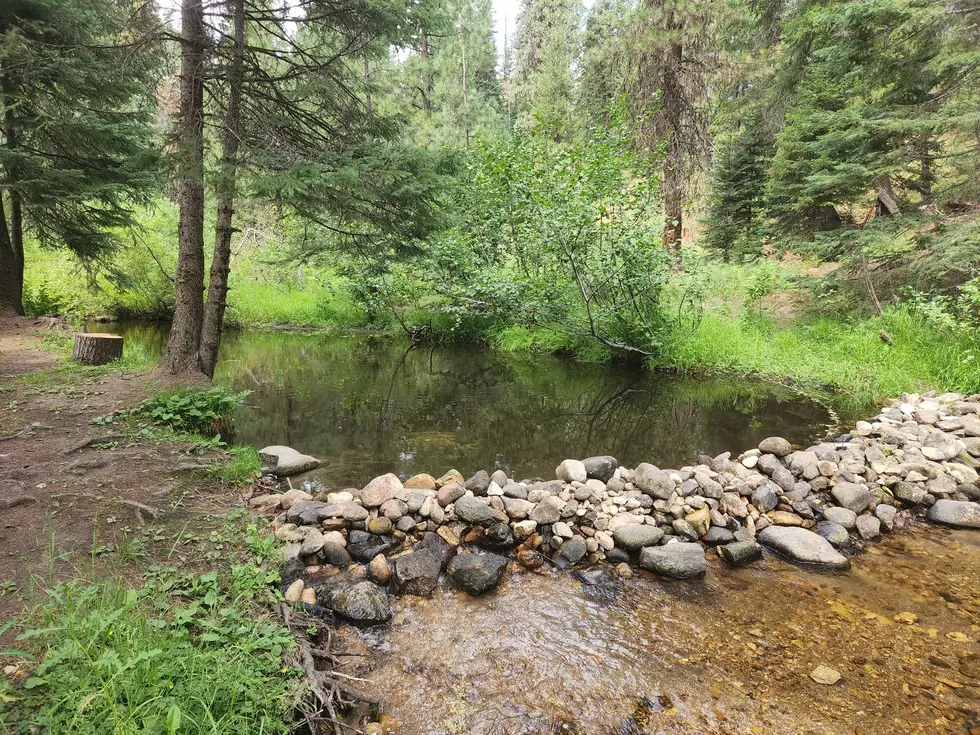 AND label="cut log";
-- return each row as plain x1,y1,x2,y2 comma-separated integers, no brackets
71,333,124,365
